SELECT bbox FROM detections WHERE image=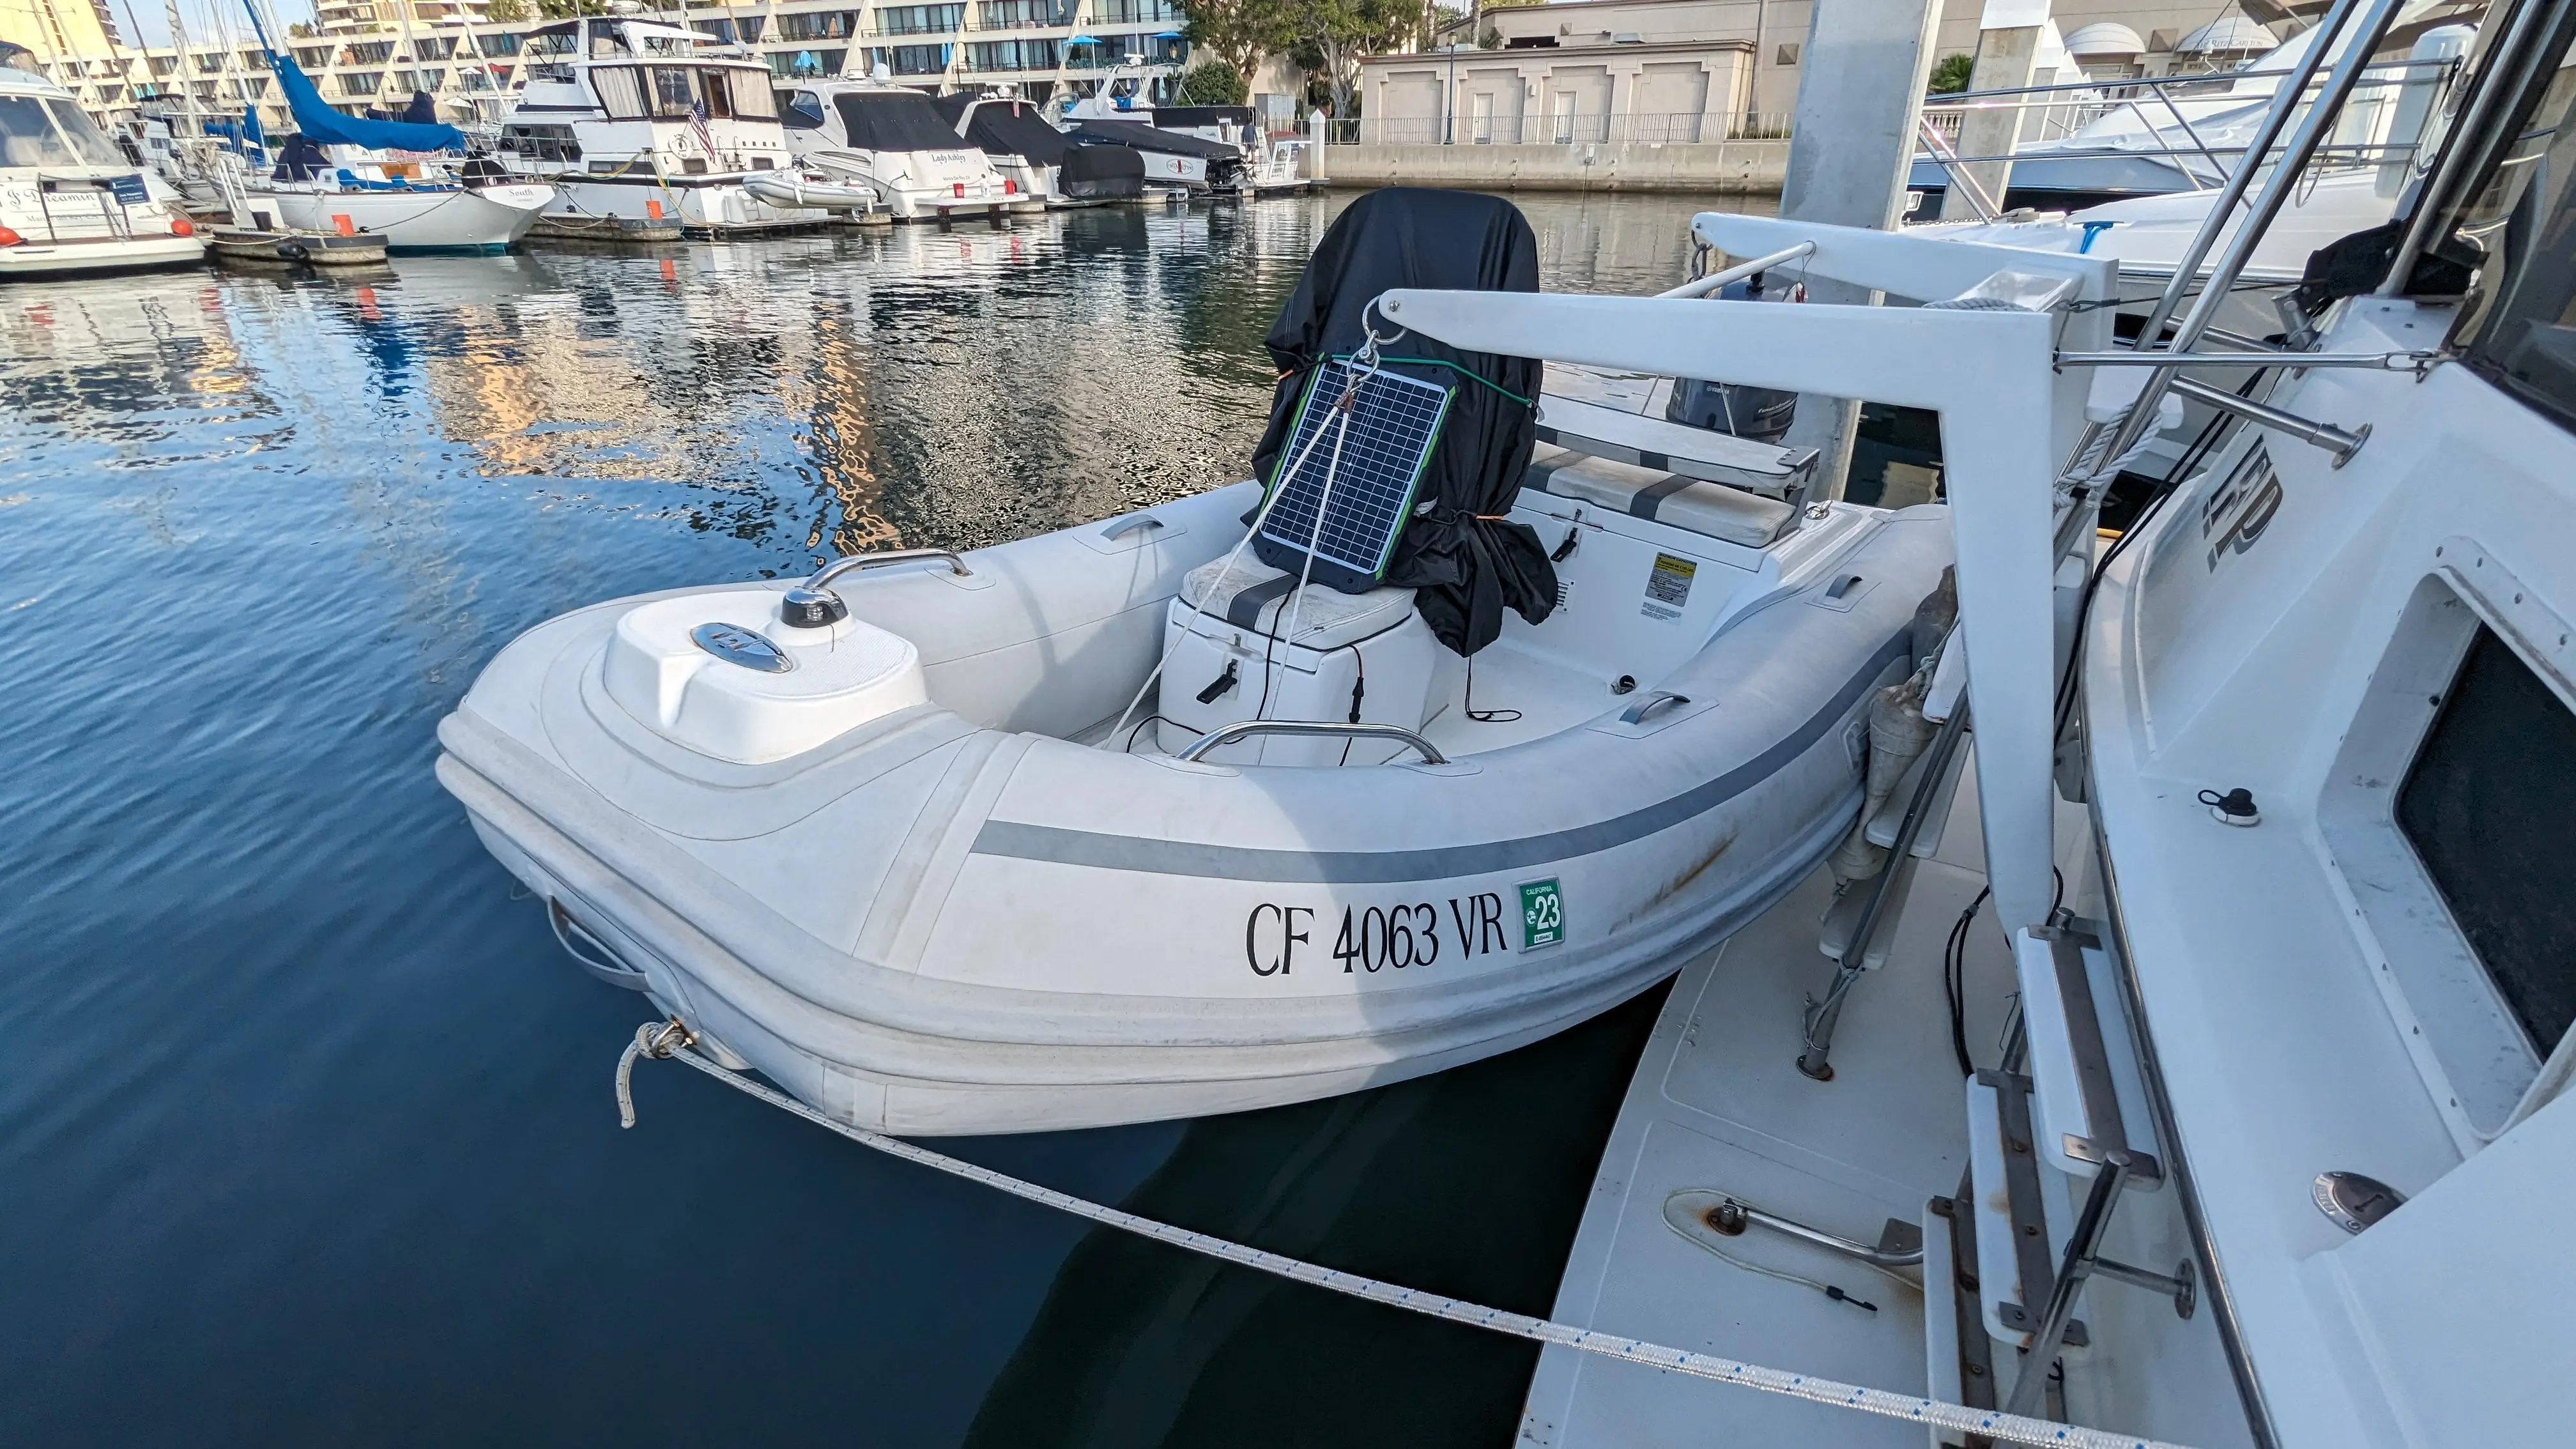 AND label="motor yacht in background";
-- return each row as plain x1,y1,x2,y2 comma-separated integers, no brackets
0,45,204,277
934,89,1140,208
772,79,1012,222
493,15,830,237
